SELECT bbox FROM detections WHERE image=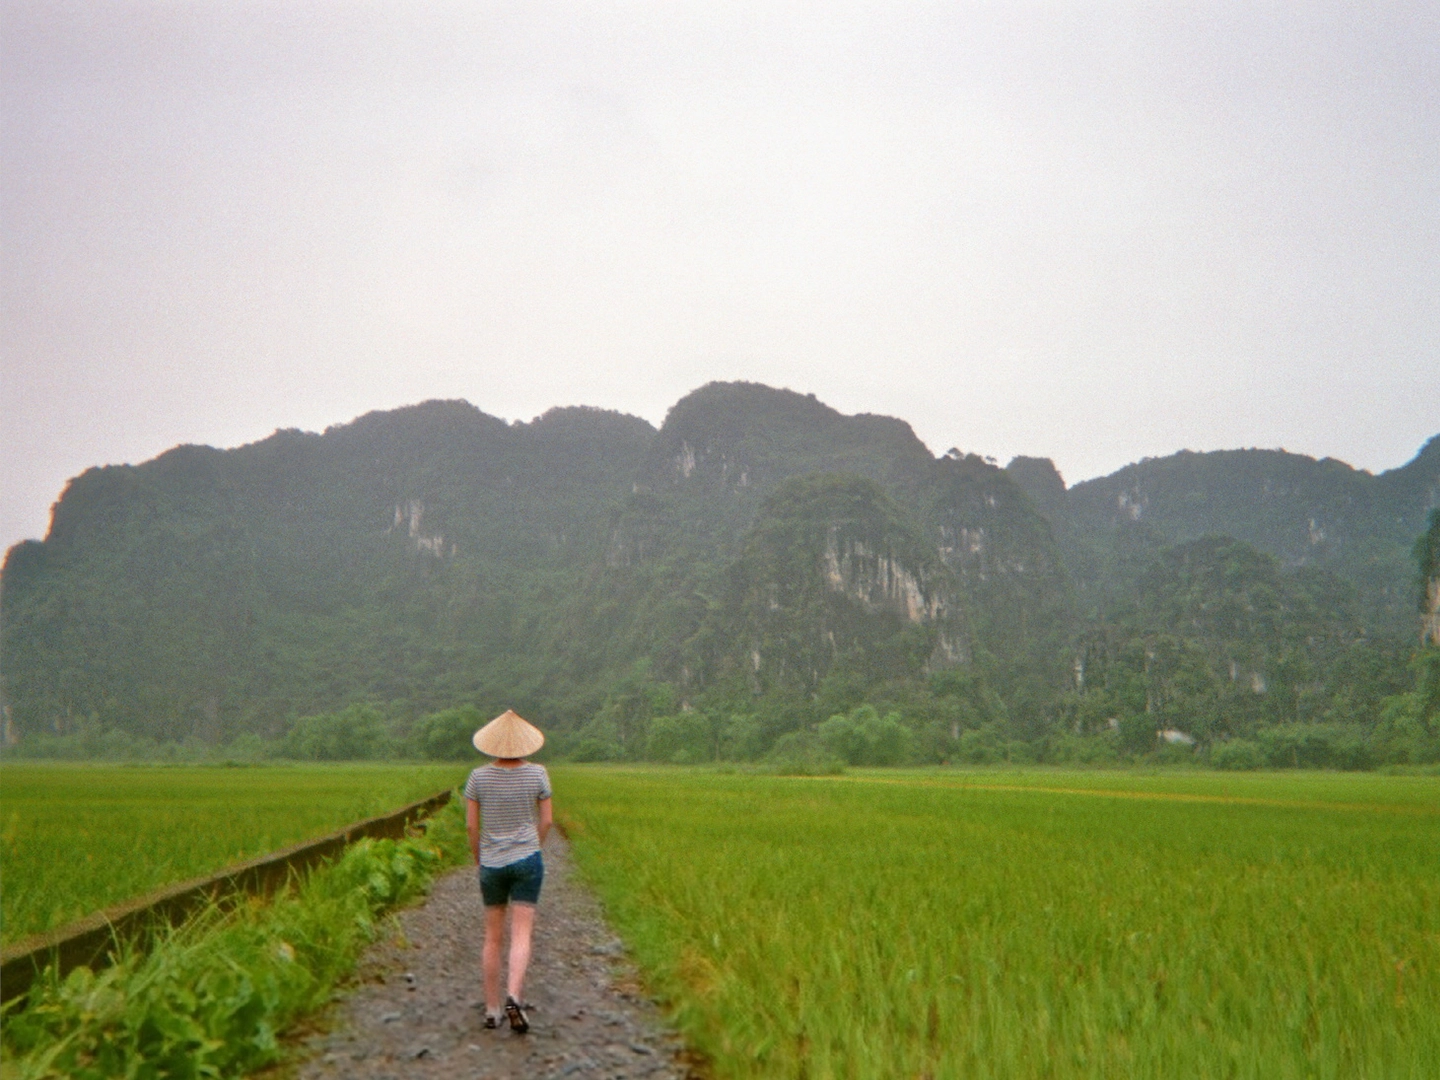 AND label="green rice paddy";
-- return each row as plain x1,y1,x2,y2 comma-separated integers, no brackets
4,762,1436,1076
557,766,1440,1079
0,763,466,944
